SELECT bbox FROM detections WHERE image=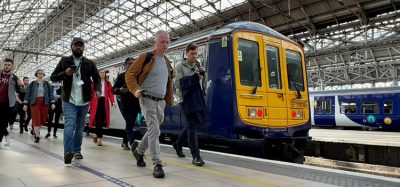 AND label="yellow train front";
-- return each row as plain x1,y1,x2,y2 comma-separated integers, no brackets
162,22,311,163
